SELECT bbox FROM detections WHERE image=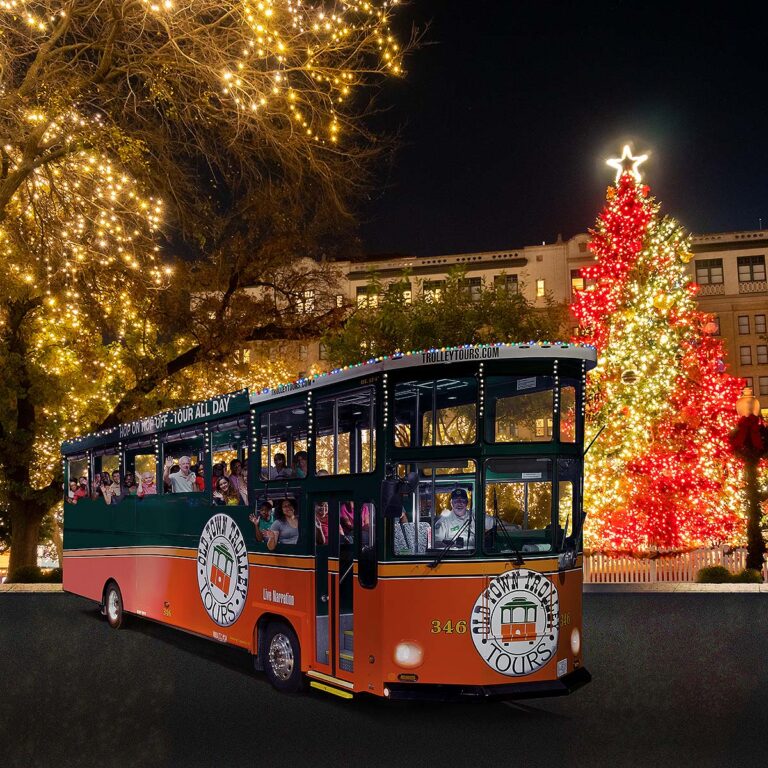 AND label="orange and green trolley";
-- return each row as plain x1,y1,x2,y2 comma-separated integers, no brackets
62,341,596,700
